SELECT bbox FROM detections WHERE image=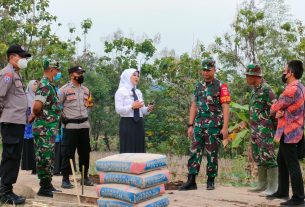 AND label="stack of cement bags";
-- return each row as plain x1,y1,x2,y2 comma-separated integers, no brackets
95,153,170,207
